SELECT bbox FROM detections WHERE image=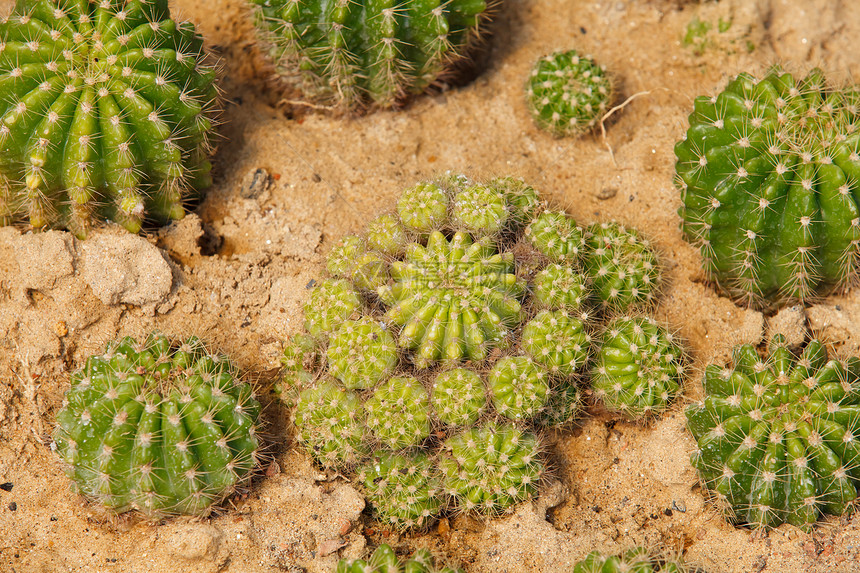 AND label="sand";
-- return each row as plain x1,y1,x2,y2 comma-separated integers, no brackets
2,0,860,571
